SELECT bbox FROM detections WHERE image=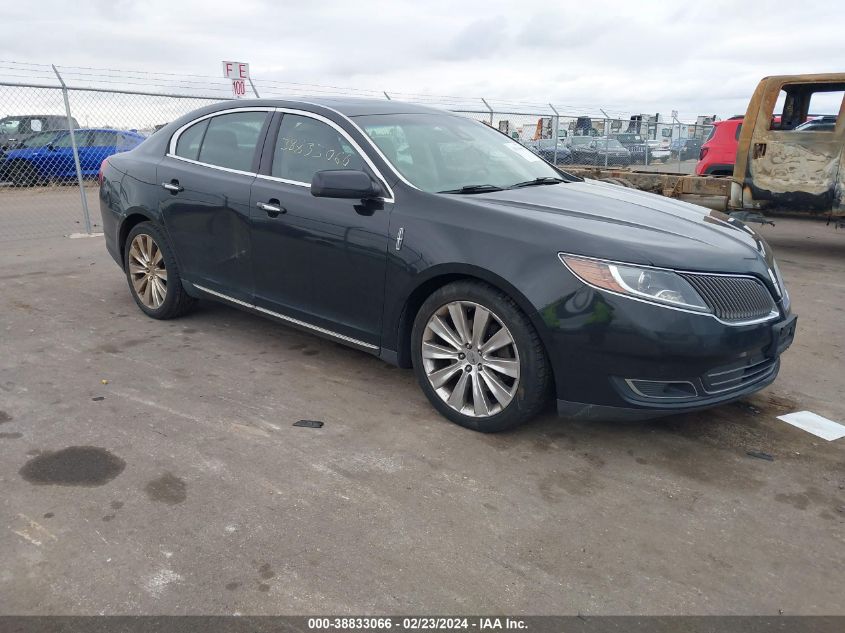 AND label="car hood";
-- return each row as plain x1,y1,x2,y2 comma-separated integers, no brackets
462,179,774,274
